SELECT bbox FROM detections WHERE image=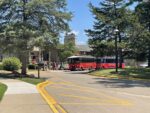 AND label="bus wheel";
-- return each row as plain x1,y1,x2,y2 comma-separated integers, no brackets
89,66,92,70
81,67,84,71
